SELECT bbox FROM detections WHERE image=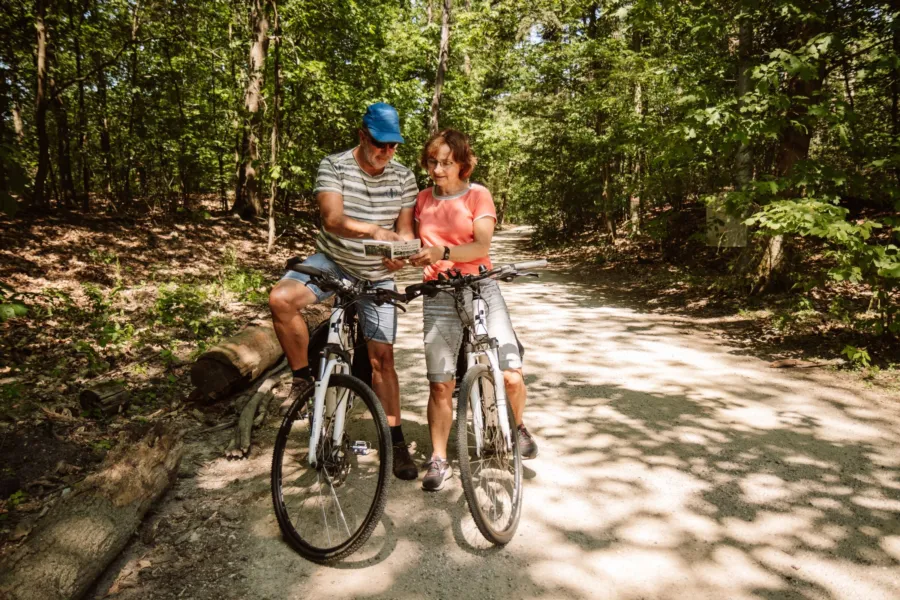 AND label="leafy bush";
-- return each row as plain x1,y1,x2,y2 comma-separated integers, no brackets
746,198,899,336
154,283,235,340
